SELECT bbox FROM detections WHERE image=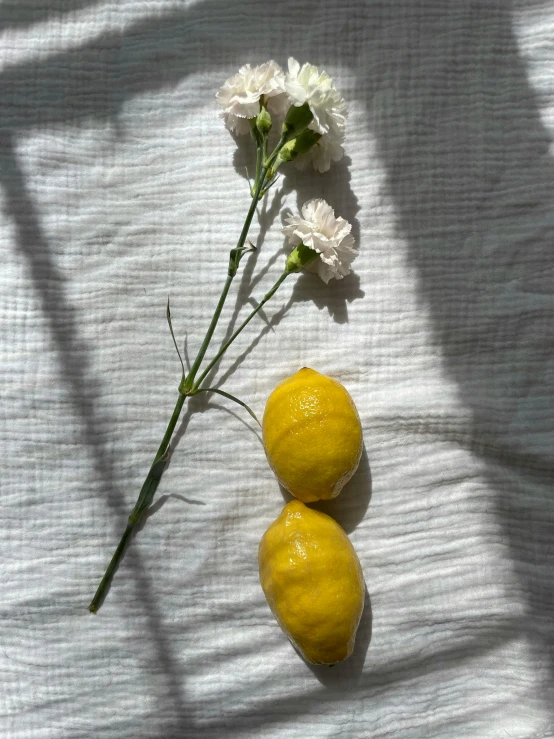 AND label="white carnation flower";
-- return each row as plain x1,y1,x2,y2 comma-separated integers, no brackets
284,57,347,138
216,60,287,134
283,199,358,283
